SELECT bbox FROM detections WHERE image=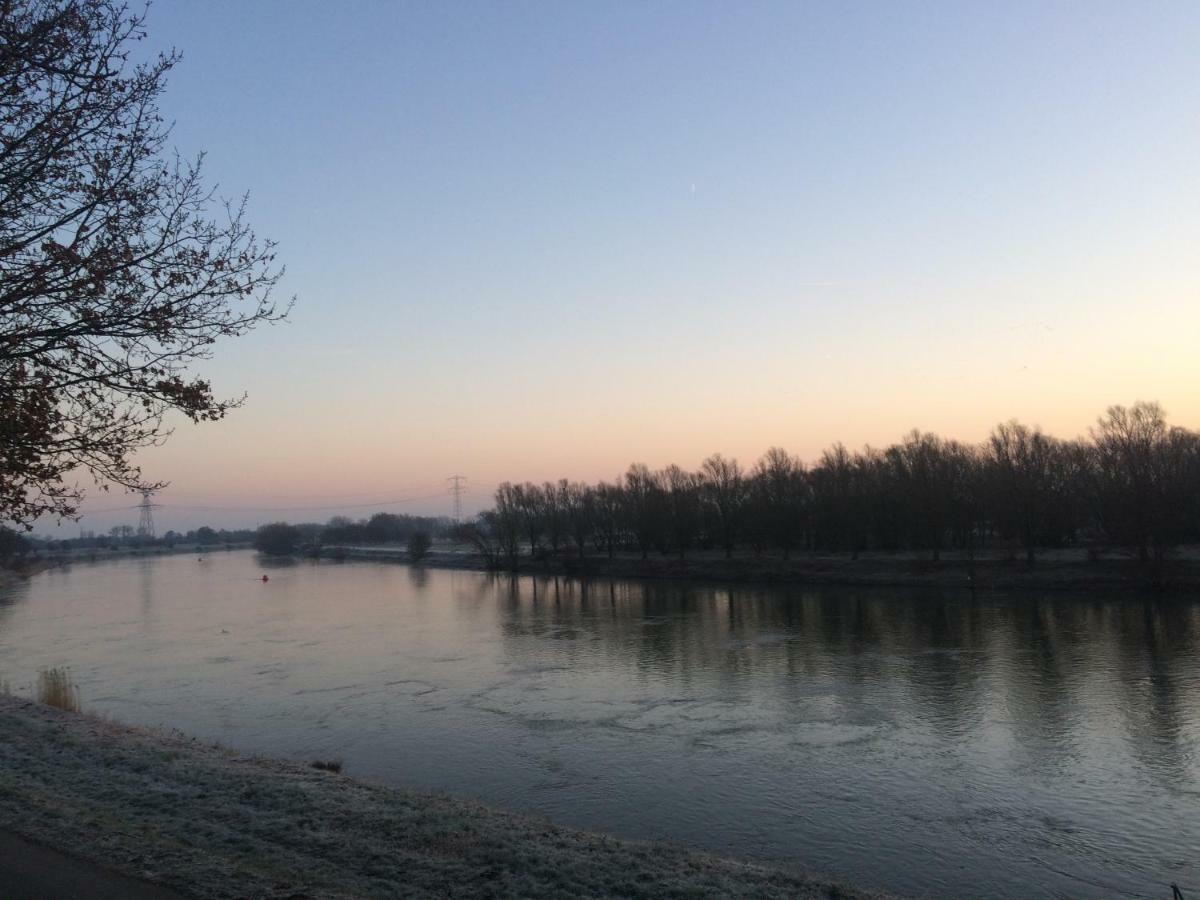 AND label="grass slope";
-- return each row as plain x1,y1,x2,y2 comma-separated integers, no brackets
0,696,888,899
